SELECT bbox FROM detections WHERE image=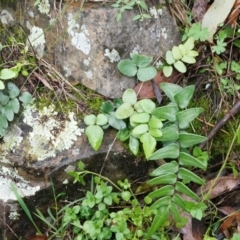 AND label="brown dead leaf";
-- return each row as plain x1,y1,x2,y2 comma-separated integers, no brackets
134,71,179,99
226,0,240,26
192,0,209,22
33,72,54,91
26,235,48,240
197,174,240,199
218,210,240,238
